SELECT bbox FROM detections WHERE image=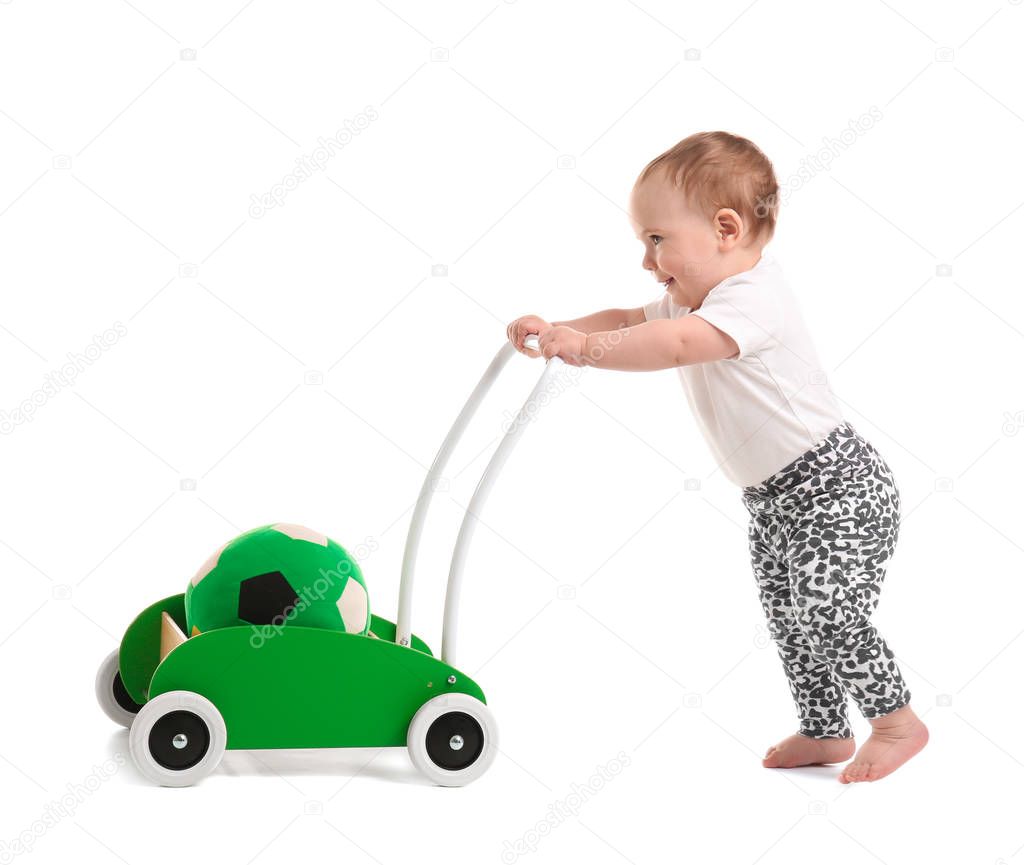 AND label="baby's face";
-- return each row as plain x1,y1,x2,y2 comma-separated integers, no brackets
628,171,727,309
